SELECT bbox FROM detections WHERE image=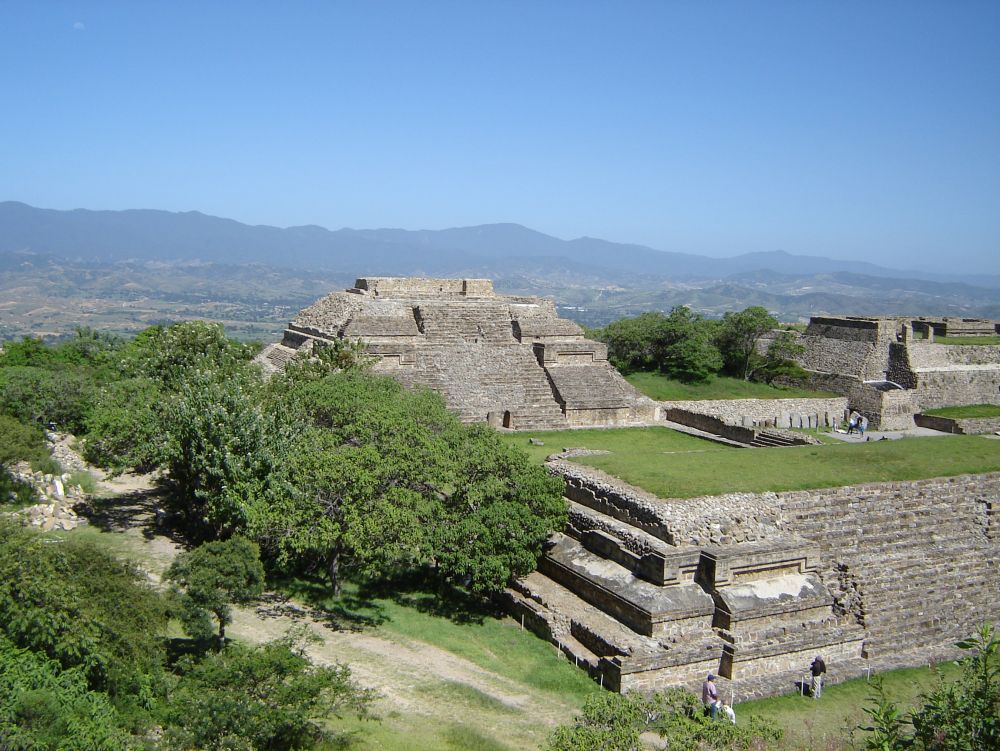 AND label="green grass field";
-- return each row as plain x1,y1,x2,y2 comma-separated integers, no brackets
936,335,1000,345
738,663,963,750
923,403,1000,419
625,372,838,401
503,427,1000,498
